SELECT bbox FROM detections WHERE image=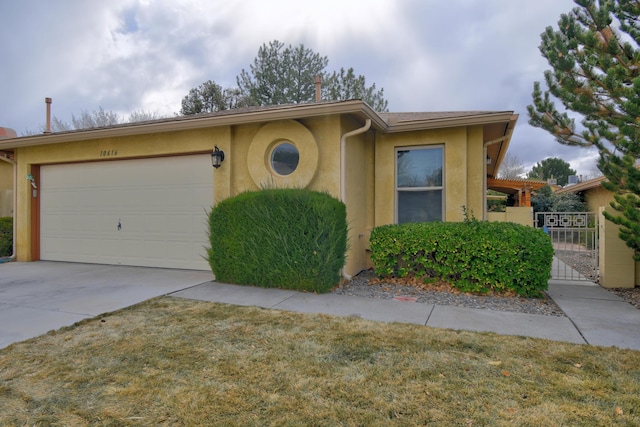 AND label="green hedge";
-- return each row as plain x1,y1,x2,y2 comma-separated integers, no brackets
208,189,347,293
369,221,553,297
0,217,12,257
